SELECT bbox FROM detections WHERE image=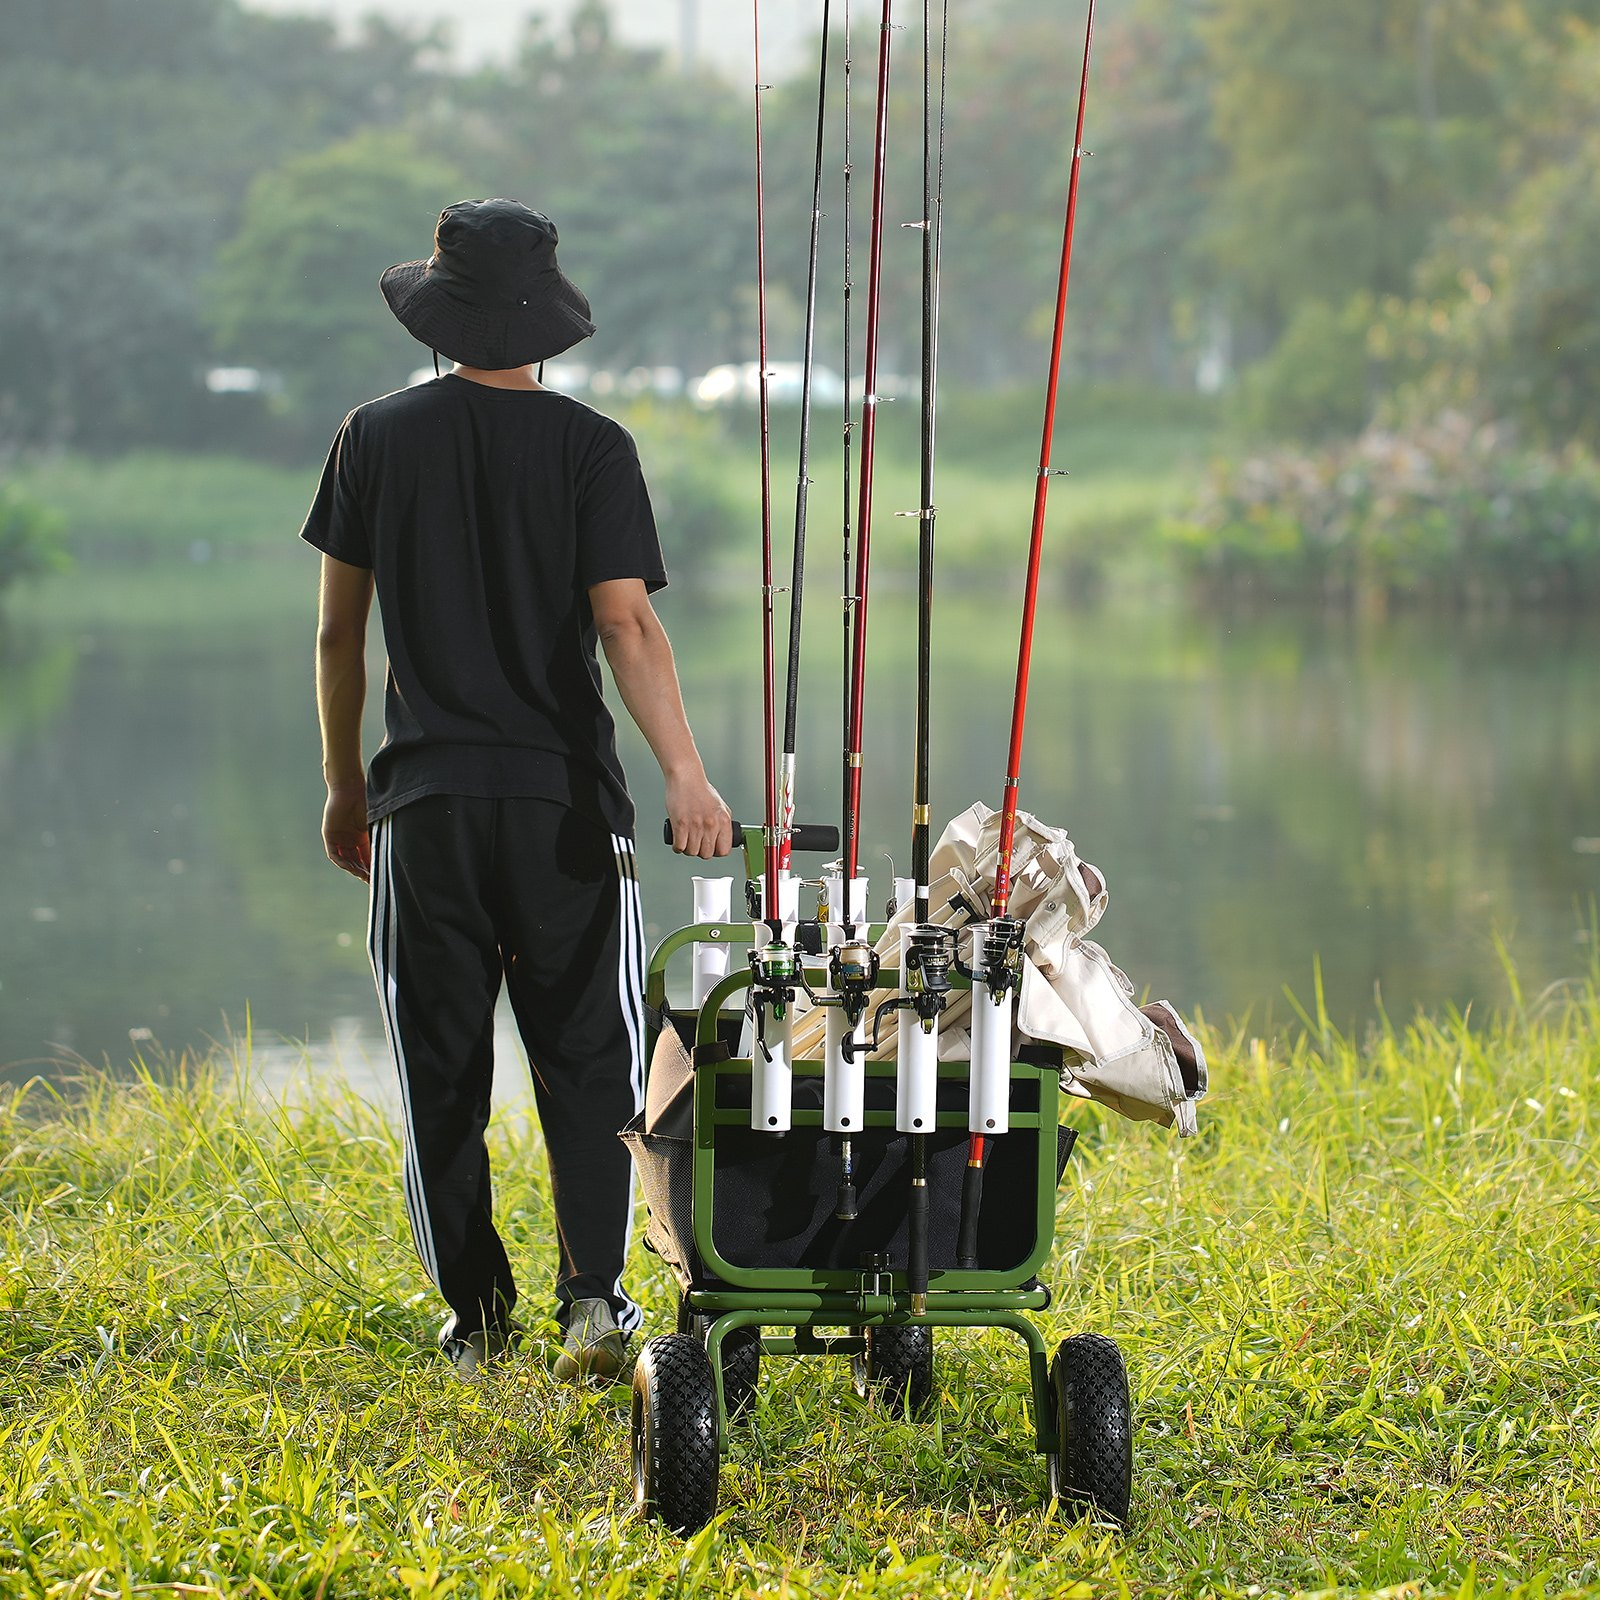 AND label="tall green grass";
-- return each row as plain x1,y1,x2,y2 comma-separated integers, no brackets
9,390,1220,587
2,972,1595,1597
10,453,321,562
